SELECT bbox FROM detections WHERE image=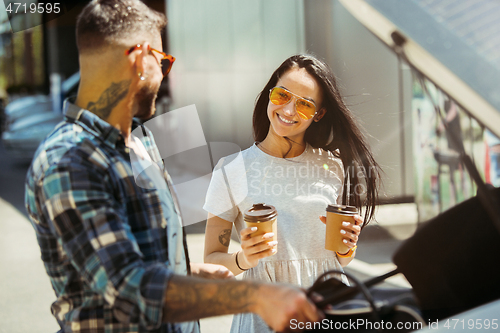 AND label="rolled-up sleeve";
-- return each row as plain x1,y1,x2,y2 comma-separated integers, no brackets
38,157,171,330
203,157,241,222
